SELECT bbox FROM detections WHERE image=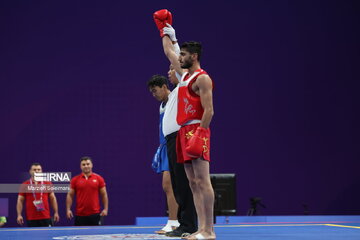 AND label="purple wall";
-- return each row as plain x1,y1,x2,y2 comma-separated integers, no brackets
0,1,359,227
